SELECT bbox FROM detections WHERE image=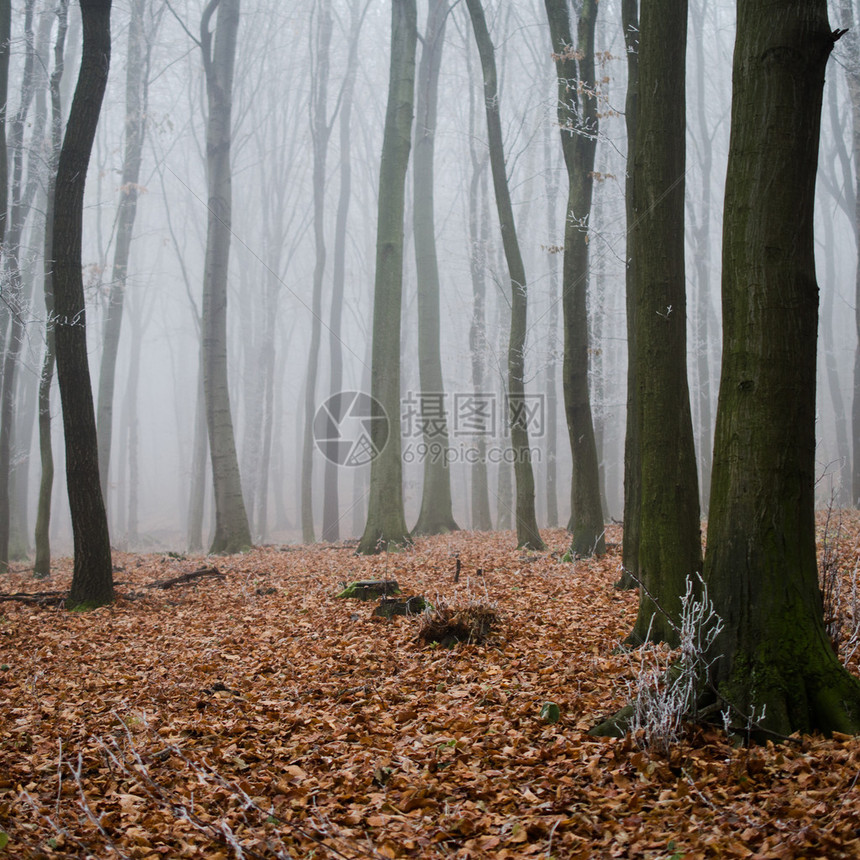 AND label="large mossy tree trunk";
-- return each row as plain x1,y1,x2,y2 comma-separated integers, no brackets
96,0,150,508
466,0,544,550
544,0,605,558
357,0,416,555
199,0,251,554
618,0,639,589
53,0,113,609
703,1,860,736
626,0,701,645
412,0,458,536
